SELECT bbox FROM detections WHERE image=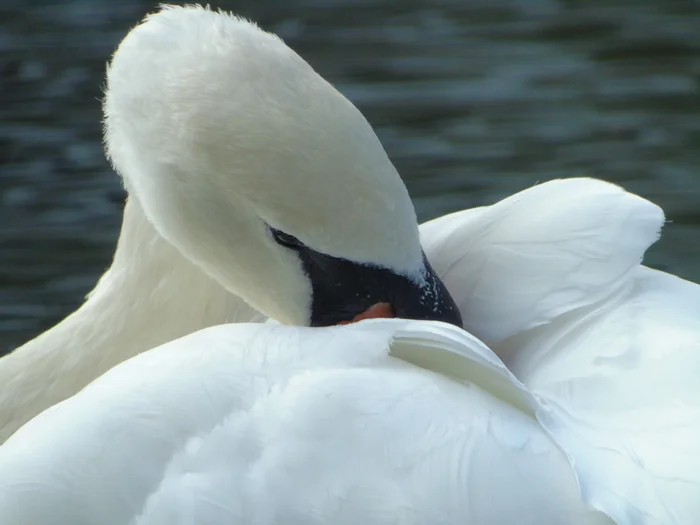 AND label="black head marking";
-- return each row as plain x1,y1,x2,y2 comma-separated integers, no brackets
269,225,462,328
